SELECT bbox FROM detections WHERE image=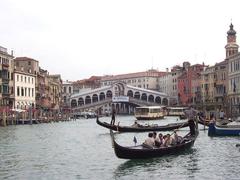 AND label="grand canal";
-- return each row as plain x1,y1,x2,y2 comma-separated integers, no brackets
0,115,240,180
